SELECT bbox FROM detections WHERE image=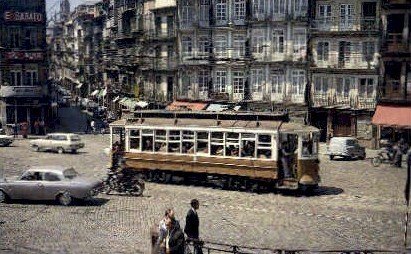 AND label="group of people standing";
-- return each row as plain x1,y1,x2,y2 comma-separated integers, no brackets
153,199,202,254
